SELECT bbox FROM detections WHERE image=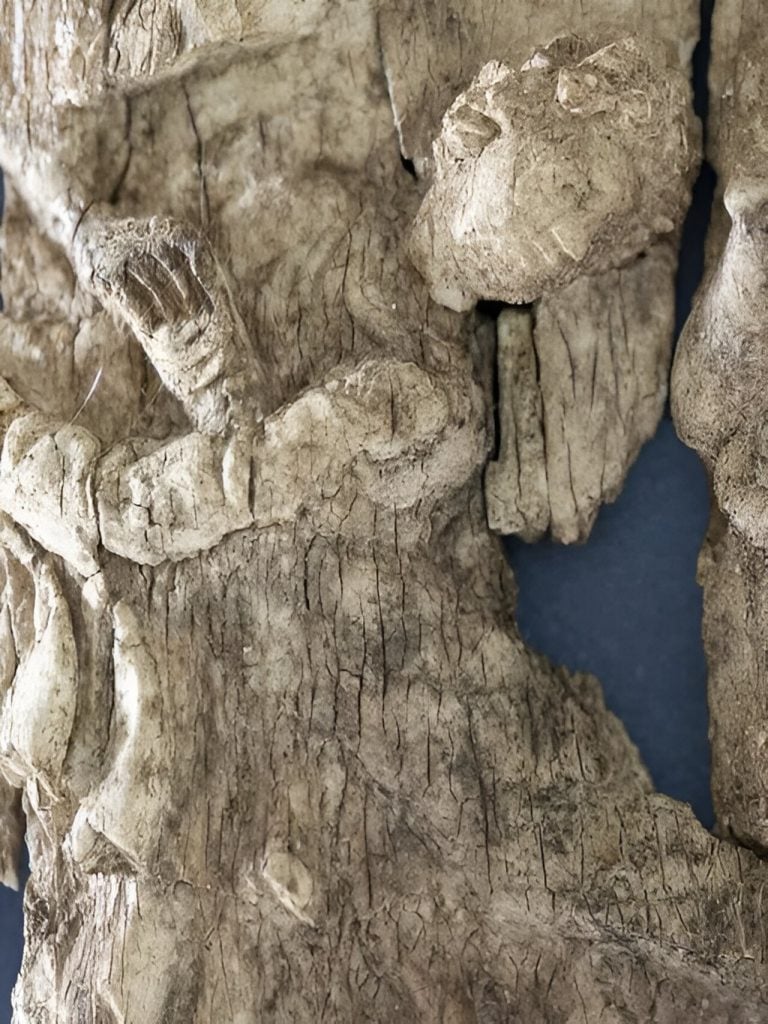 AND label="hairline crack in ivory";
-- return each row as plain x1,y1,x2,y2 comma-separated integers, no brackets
0,1,766,1021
